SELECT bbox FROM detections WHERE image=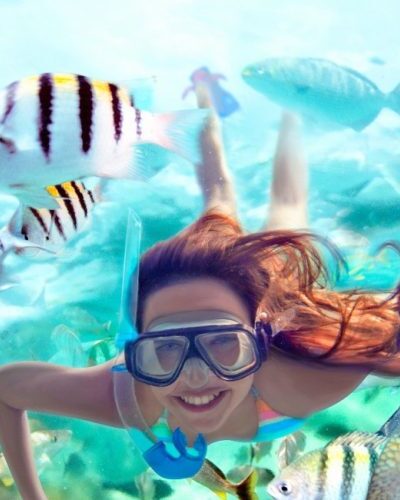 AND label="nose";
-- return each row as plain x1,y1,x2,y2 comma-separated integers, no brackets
180,357,211,389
